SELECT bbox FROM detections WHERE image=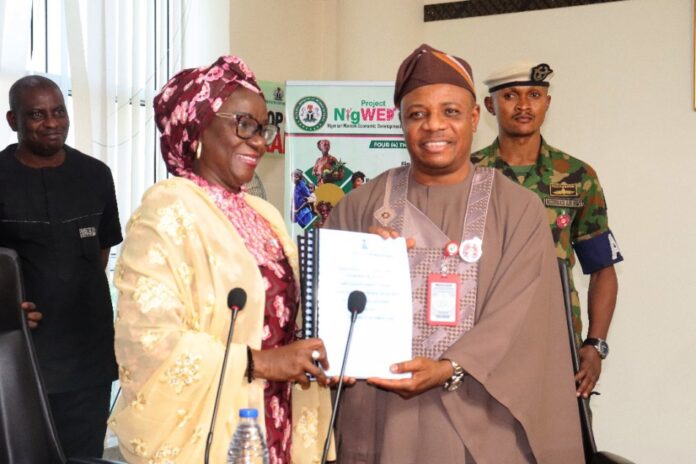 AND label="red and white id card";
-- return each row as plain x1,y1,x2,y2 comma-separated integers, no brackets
426,273,460,326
